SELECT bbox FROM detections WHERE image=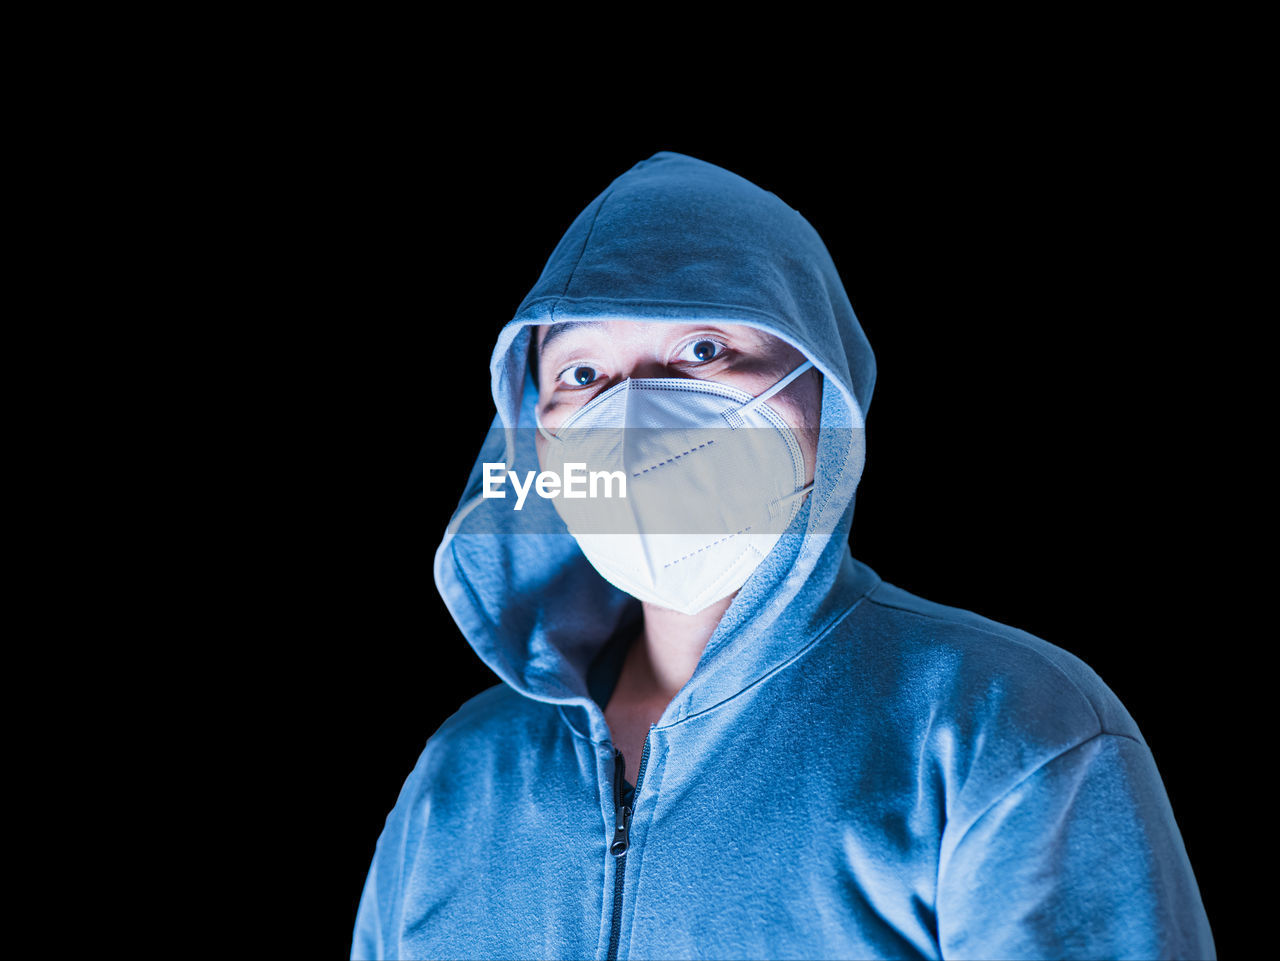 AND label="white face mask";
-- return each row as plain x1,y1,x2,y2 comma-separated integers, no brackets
536,359,815,615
